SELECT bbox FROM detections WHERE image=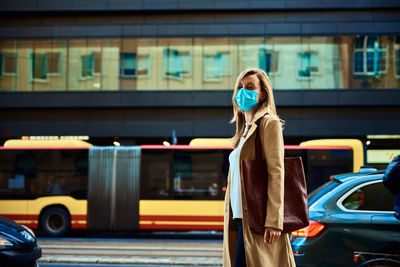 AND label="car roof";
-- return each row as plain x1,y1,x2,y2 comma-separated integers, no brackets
331,171,384,184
